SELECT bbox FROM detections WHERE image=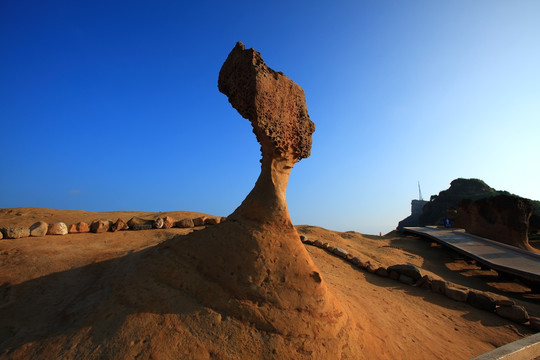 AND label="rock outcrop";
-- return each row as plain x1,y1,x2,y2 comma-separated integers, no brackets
397,199,428,231
419,178,497,226
454,194,536,252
